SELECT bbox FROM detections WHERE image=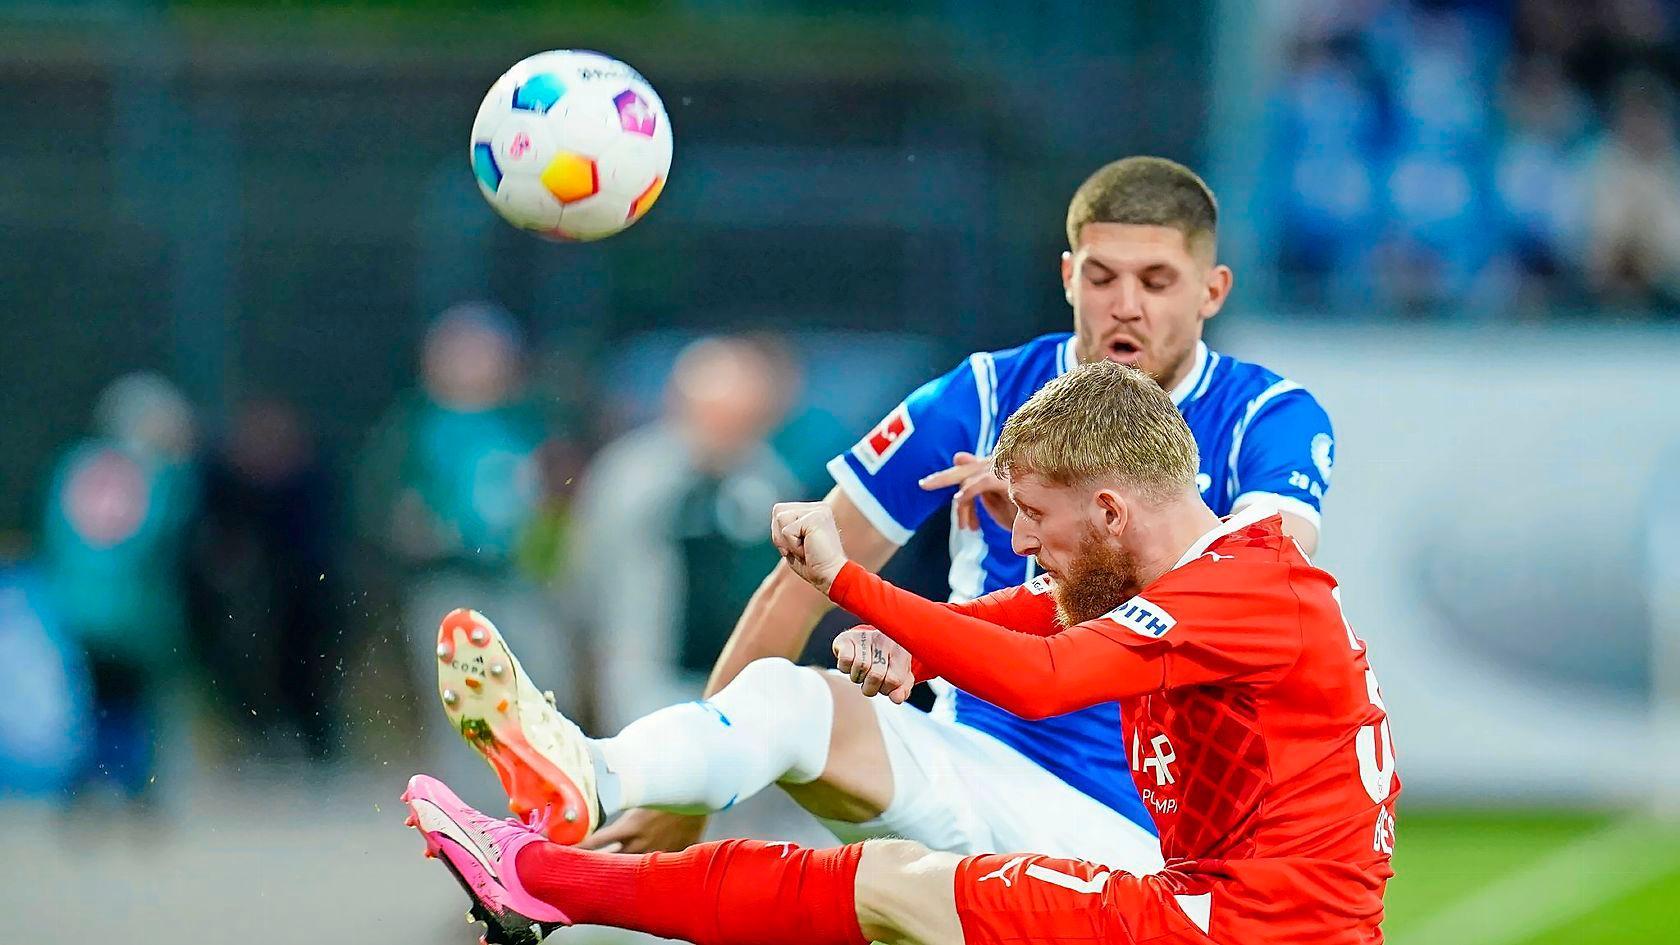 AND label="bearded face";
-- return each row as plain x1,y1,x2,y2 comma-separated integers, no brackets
1050,525,1147,626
